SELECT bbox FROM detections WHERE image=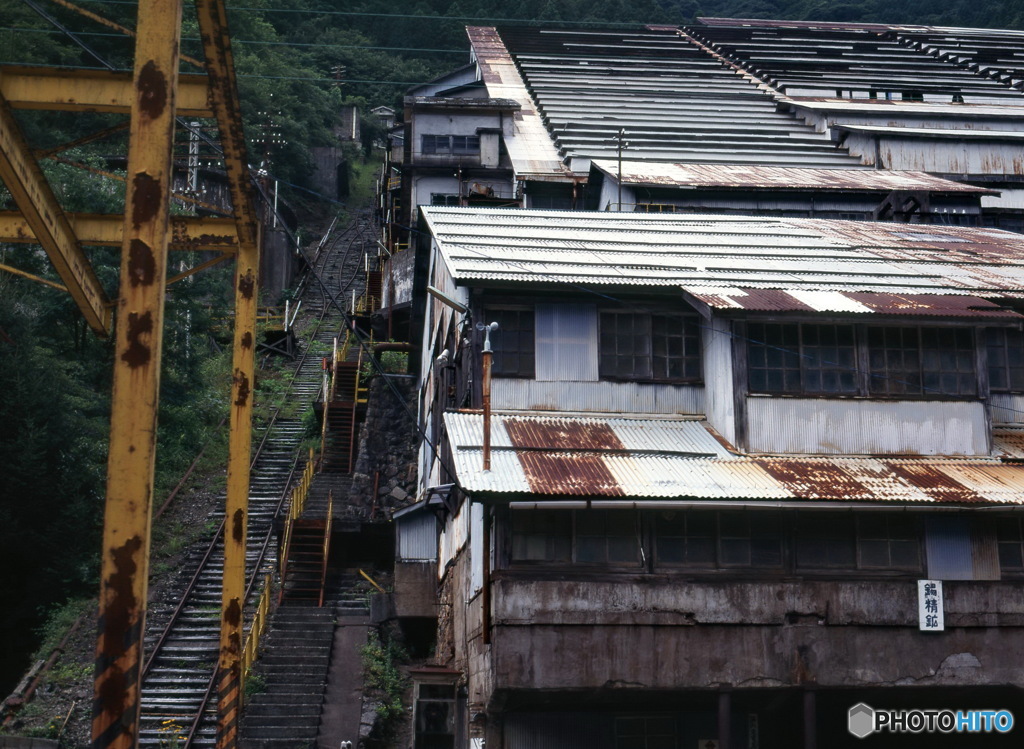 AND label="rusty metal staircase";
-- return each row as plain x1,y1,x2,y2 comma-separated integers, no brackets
319,334,369,474
277,457,334,606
